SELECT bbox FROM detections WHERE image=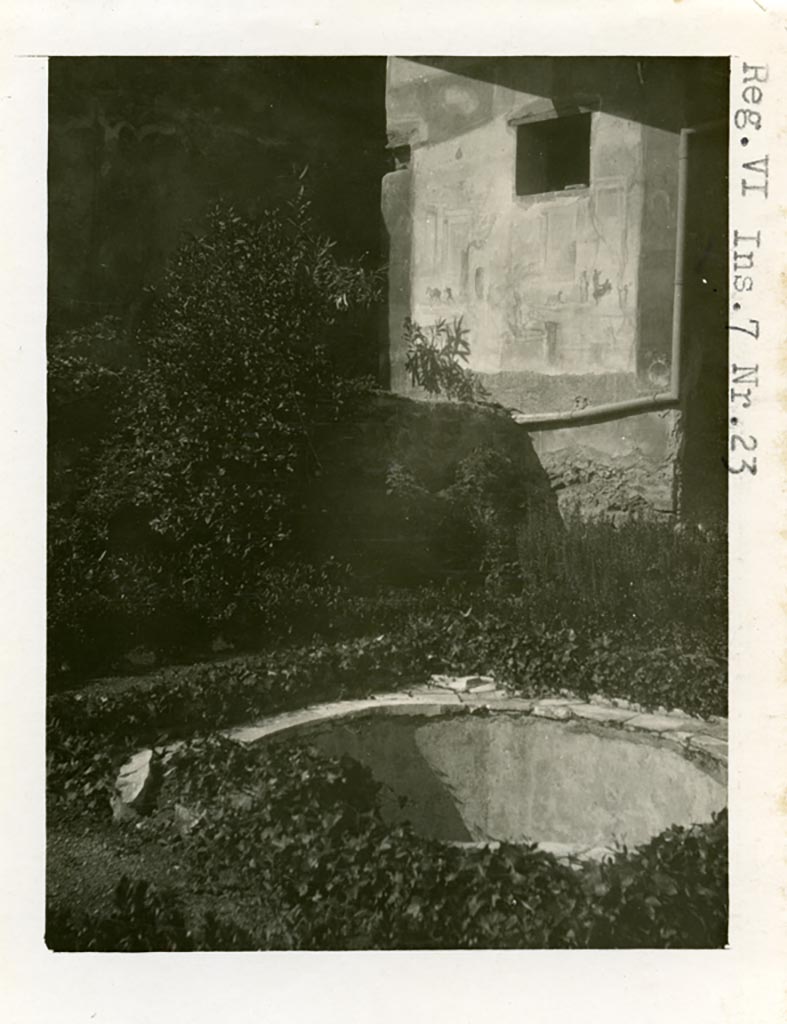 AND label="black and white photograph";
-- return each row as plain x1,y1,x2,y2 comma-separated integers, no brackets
44,54,732,952
2,0,787,1019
